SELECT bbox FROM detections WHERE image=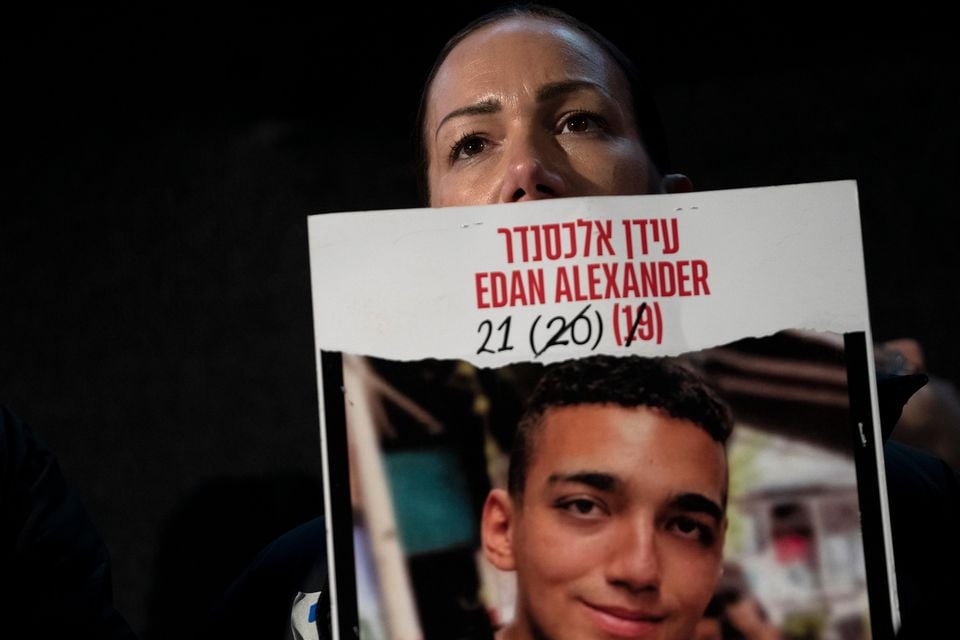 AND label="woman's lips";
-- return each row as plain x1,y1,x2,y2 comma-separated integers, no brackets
581,600,667,638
